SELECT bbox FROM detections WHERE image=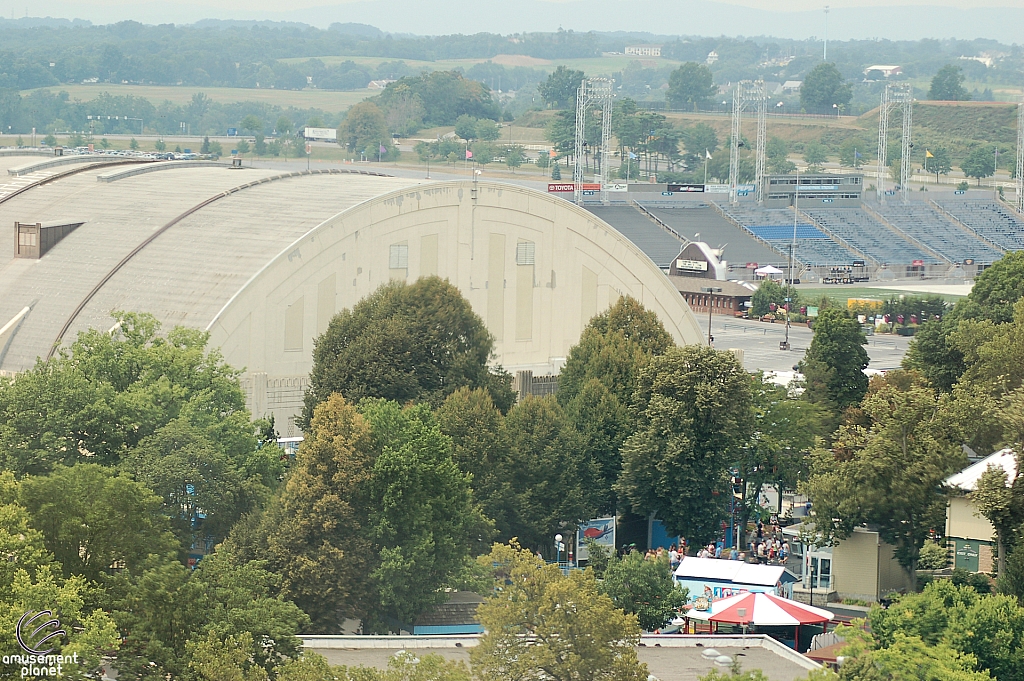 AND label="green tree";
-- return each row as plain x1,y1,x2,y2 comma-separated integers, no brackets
276,115,293,135
682,122,718,169
475,118,500,141
800,63,852,114
801,372,965,572
235,138,250,155
734,378,830,548
0,312,256,476
538,65,585,109
962,145,996,185
501,396,599,551
617,346,753,547
766,136,795,174
241,115,262,134
929,64,971,101
454,114,478,141
505,144,524,172
471,141,497,165
750,279,798,318
107,552,308,681
338,101,389,154
804,141,828,170
18,464,178,581
471,542,648,681
551,162,562,180
666,63,717,111
798,308,869,414
599,550,686,631
302,277,513,429
973,465,1017,578
234,394,378,631
927,147,953,180
129,137,139,150
435,388,510,527
359,399,486,630
122,418,250,549
154,138,166,151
